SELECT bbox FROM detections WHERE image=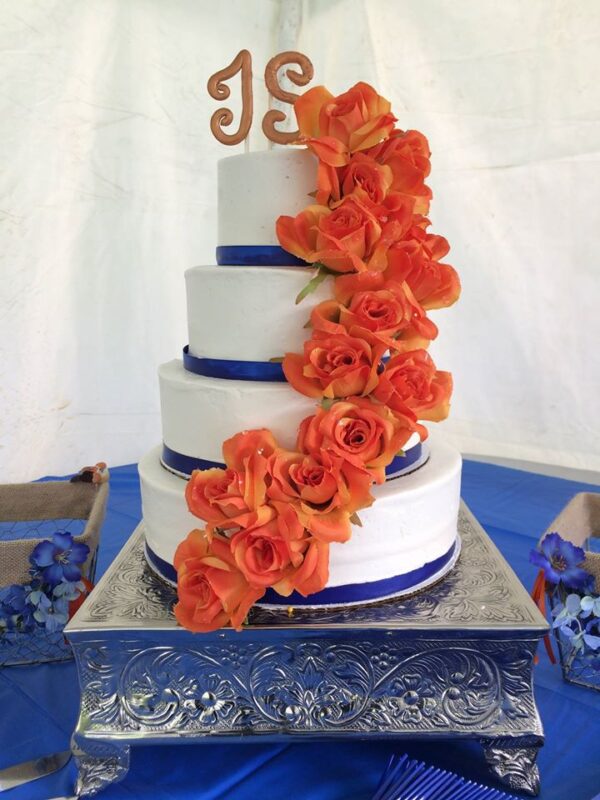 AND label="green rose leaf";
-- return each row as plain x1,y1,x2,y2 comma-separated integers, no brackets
295,263,332,305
